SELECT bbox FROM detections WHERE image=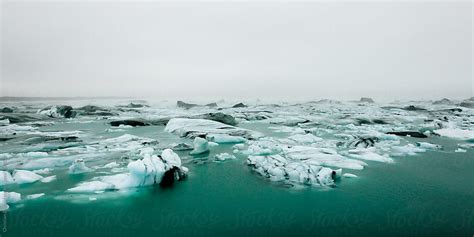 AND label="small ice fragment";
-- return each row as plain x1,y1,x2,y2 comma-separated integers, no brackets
69,159,93,174
190,137,209,155
343,173,358,178
215,153,236,161
416,142,442,150
26,193,45,200
455,148,467,153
